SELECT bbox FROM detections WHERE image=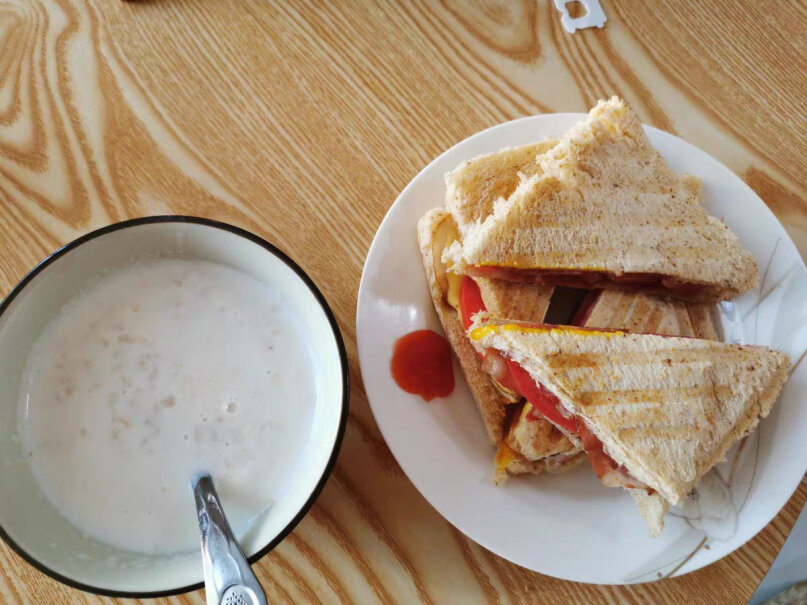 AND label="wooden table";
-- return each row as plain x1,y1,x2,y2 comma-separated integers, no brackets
0,1,805,603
